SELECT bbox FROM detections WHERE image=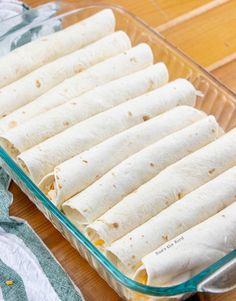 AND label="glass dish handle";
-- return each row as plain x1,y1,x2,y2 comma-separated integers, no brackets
197,256,236,293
